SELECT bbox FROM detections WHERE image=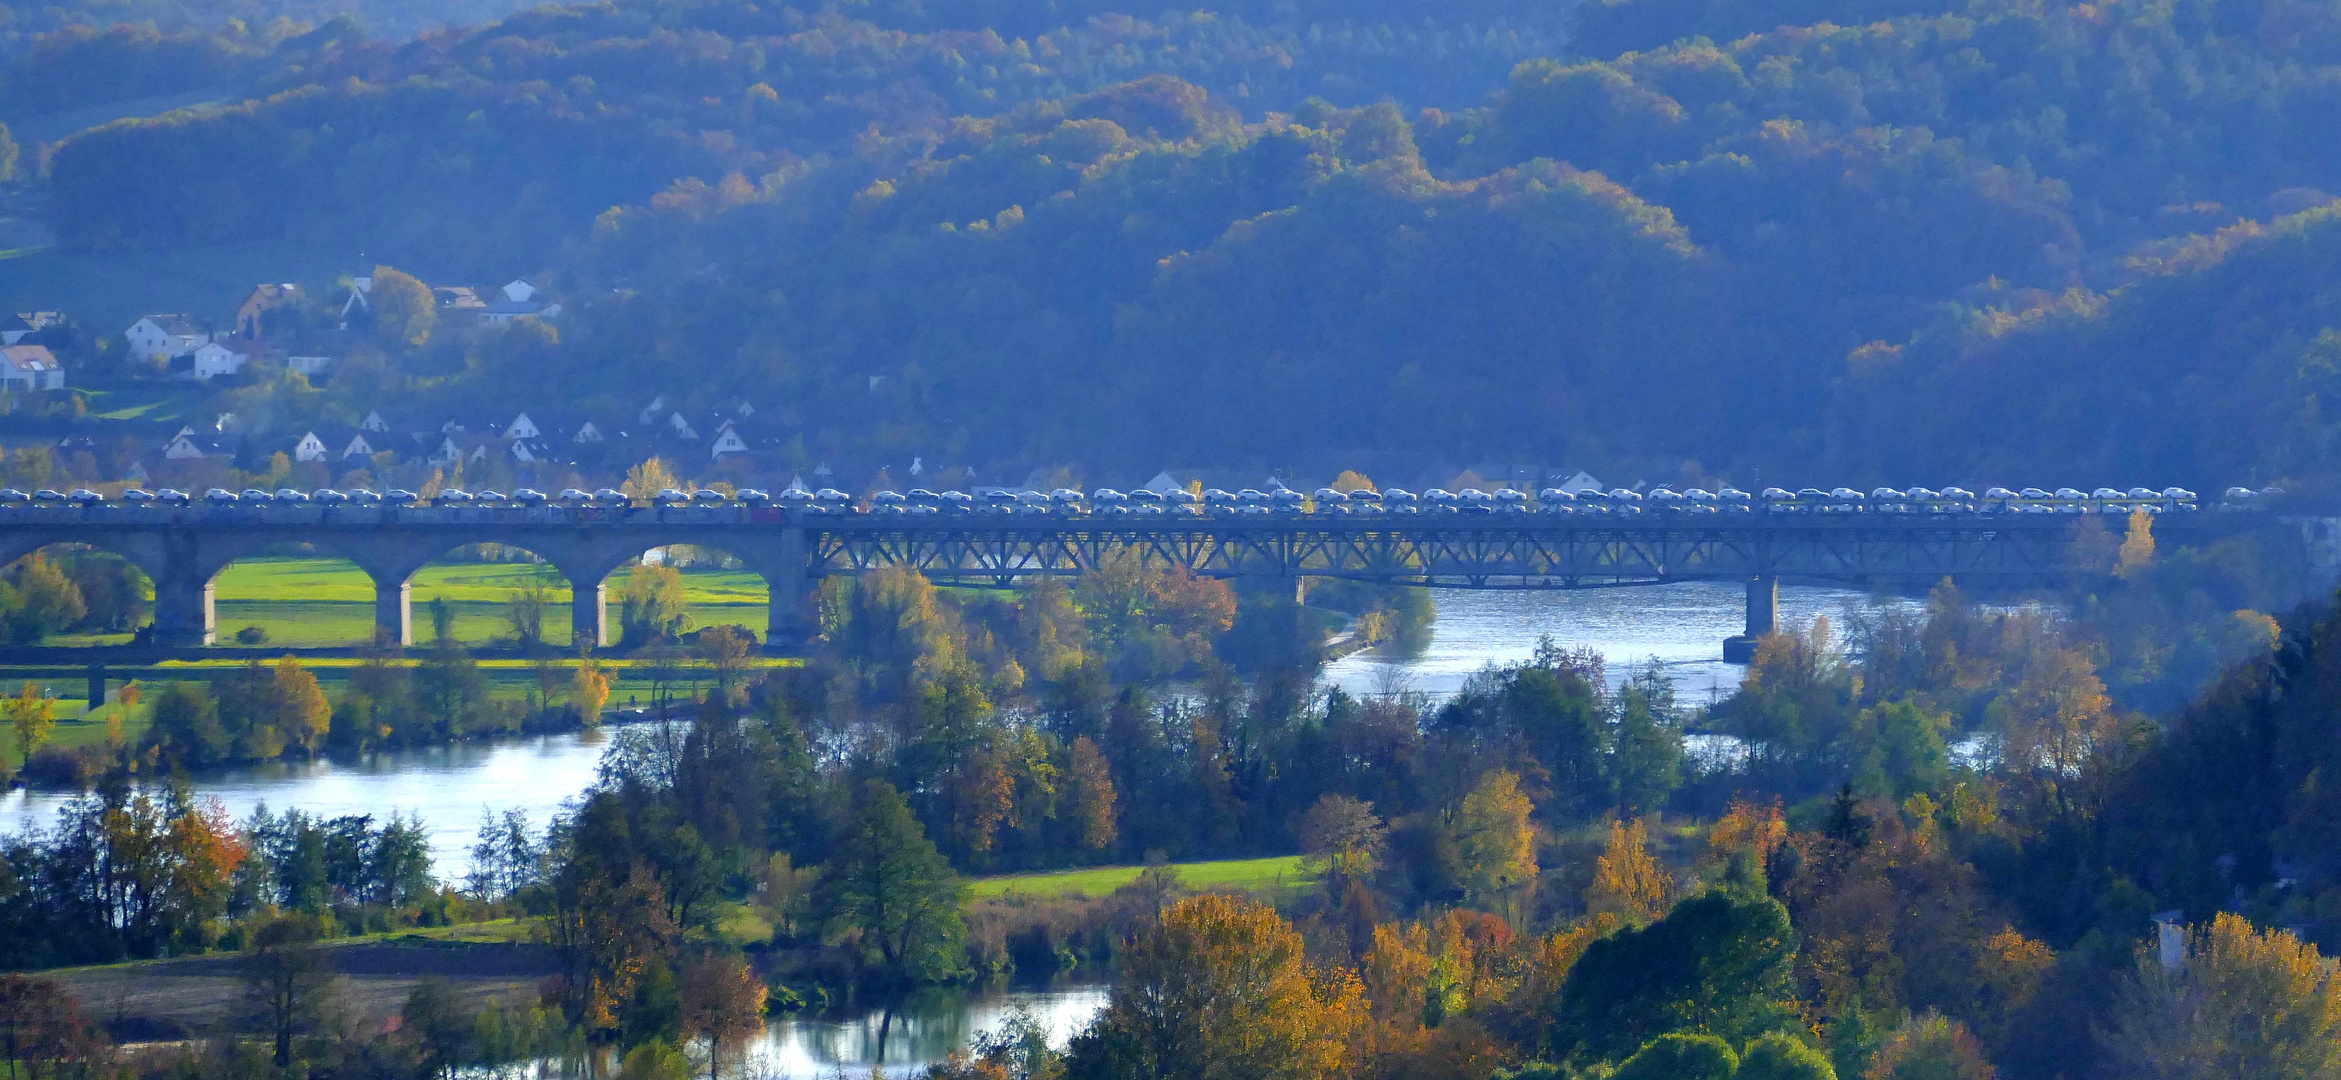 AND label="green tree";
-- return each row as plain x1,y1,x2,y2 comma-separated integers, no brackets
816,779,968,985
147,680,230,765
241,917,330,1068
1740,1033,1838,1080
1554,890,1800,1064
371,265,437,347
1615,1033,1740,1080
